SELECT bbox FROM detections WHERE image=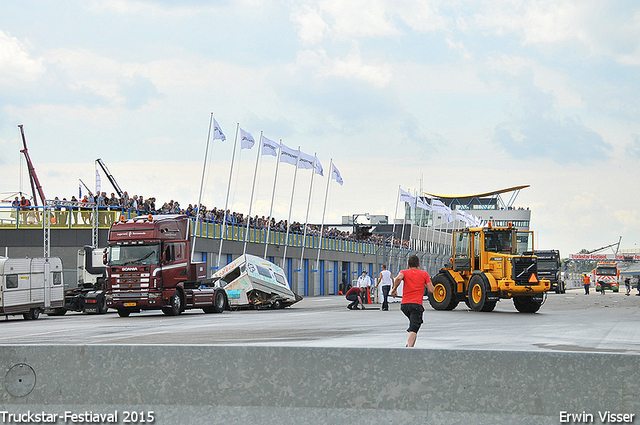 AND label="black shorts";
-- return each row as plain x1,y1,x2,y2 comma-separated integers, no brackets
401,303,424,333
